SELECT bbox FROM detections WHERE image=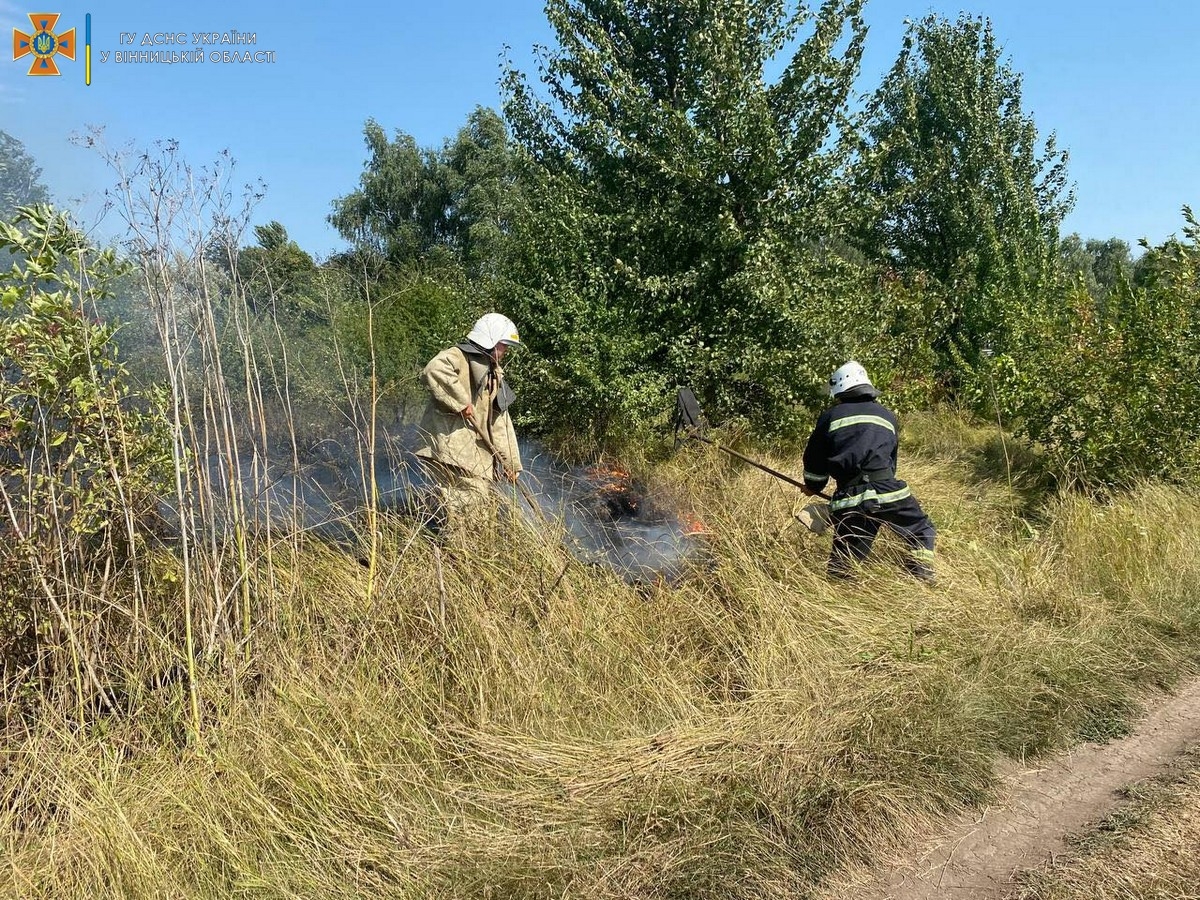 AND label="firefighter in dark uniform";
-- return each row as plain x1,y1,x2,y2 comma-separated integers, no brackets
801,361,937,583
